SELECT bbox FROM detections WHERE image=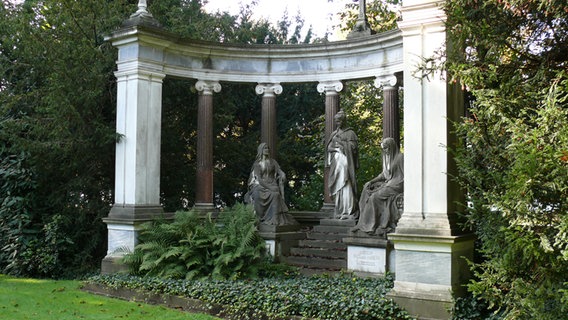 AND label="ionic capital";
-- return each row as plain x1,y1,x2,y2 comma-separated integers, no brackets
255,83,283,97
195,80,222,95
374,74,399,88
317,81,343,95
